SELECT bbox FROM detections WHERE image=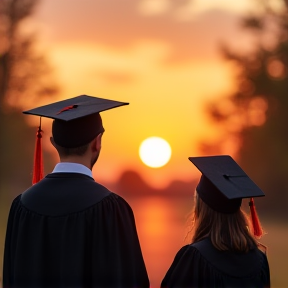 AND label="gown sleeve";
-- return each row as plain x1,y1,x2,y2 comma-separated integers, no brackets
88,193,150,288
3,195,21,287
